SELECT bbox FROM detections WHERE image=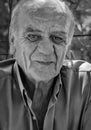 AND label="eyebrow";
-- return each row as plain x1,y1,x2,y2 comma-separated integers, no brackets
25,26,42,33
51,31,67,36
25,25,67,37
